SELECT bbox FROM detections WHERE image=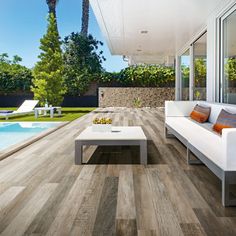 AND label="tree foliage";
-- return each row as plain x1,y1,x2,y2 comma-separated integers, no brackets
31,13,66,105
0,53,32,94
225,58,236,81
181,65,189,82
46,0,59,17
194,58,207,87
63,33,105,95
